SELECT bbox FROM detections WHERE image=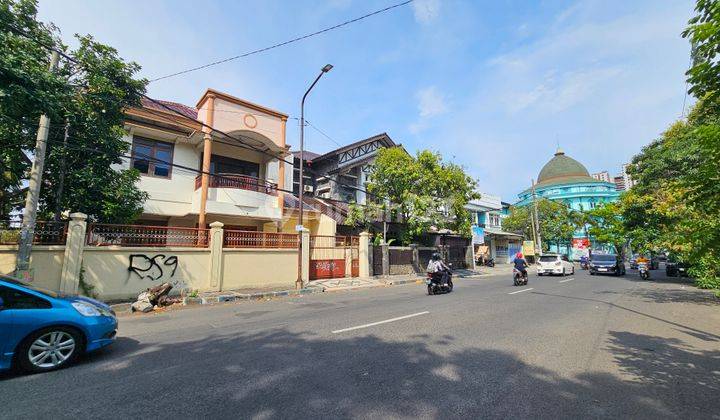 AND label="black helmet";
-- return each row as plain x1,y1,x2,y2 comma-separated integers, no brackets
431,252,442,261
